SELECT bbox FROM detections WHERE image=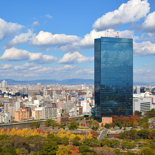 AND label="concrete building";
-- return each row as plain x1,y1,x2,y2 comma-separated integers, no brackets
32,107,44,120
37,83,42,91
14,108,30,122
8,106,15,121
4,101,11,113
43,103,57,119
2,80,7,88
133,97,155,114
